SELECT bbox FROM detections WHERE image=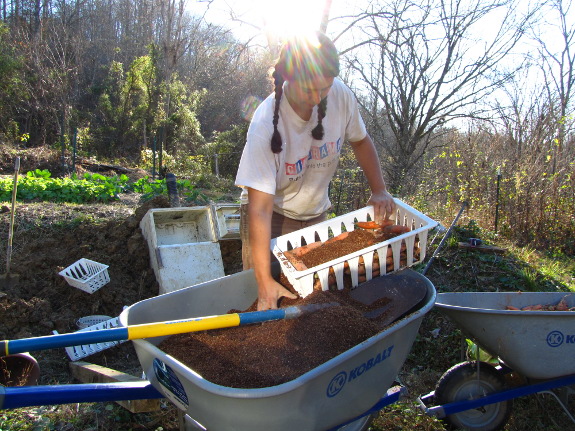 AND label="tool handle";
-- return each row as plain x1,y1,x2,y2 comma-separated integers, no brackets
421,201,468,275
5,157,20,275
2,327,128,355
2,307,306,355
